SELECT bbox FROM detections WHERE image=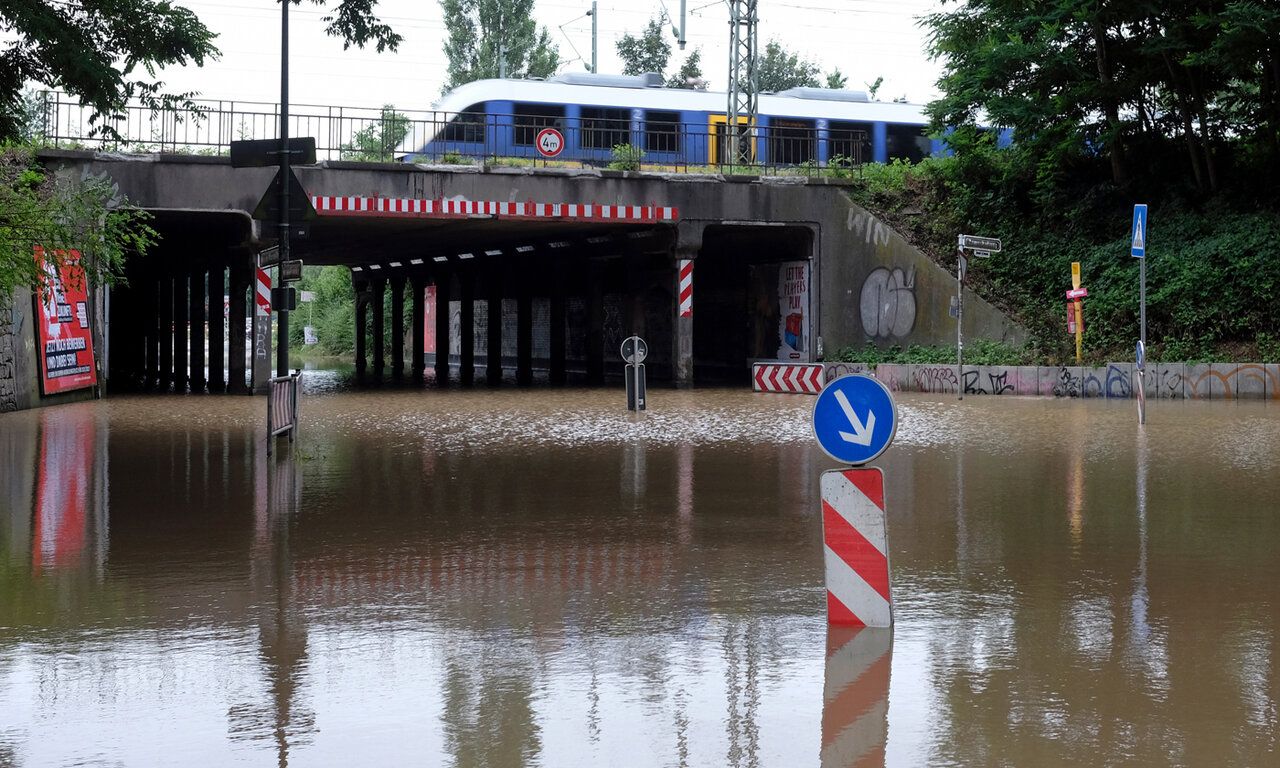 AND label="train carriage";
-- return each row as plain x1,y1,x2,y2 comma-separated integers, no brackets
398,72,1009,169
